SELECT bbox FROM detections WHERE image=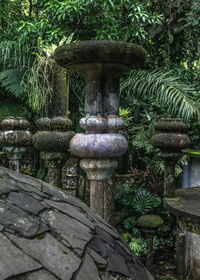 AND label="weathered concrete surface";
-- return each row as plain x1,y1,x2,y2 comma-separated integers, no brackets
54,40,147,71
152,118,190,198
182,150,200,188
0,167,154,280
54,40,146,221
165,187,200,279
